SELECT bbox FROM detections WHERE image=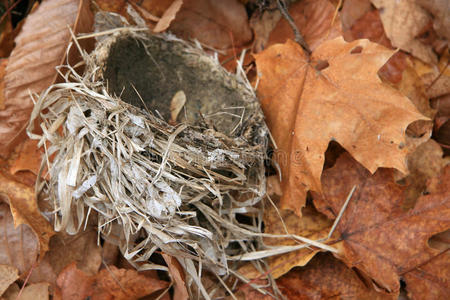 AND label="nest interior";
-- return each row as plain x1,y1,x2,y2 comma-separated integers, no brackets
103,34,258,136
